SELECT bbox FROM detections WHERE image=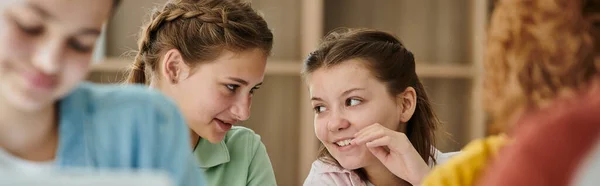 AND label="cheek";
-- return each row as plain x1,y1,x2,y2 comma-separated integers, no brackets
347,104,398,130
58,59,90,93
178,85,231,122
205,91,230,116
0,25,33,69
346,111,380,130
314,118,328,141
